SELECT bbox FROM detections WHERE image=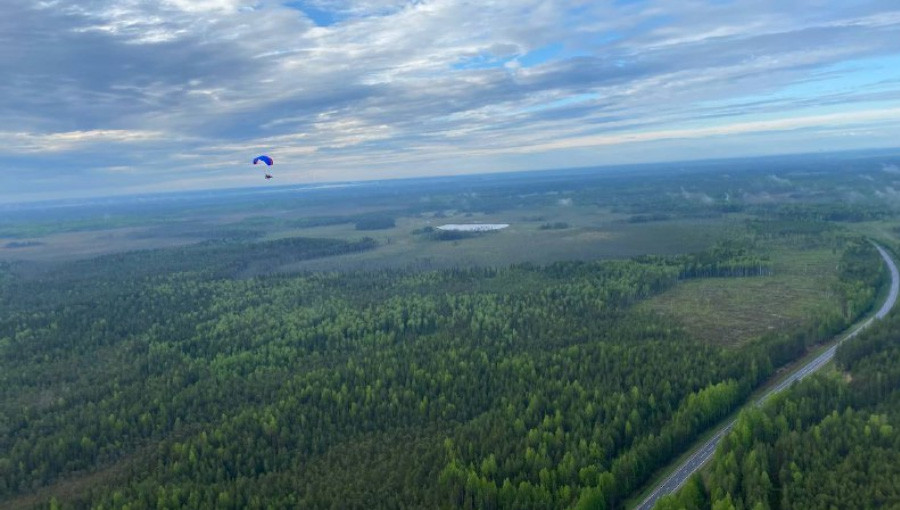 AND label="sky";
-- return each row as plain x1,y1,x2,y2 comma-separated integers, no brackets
3,0,900,203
